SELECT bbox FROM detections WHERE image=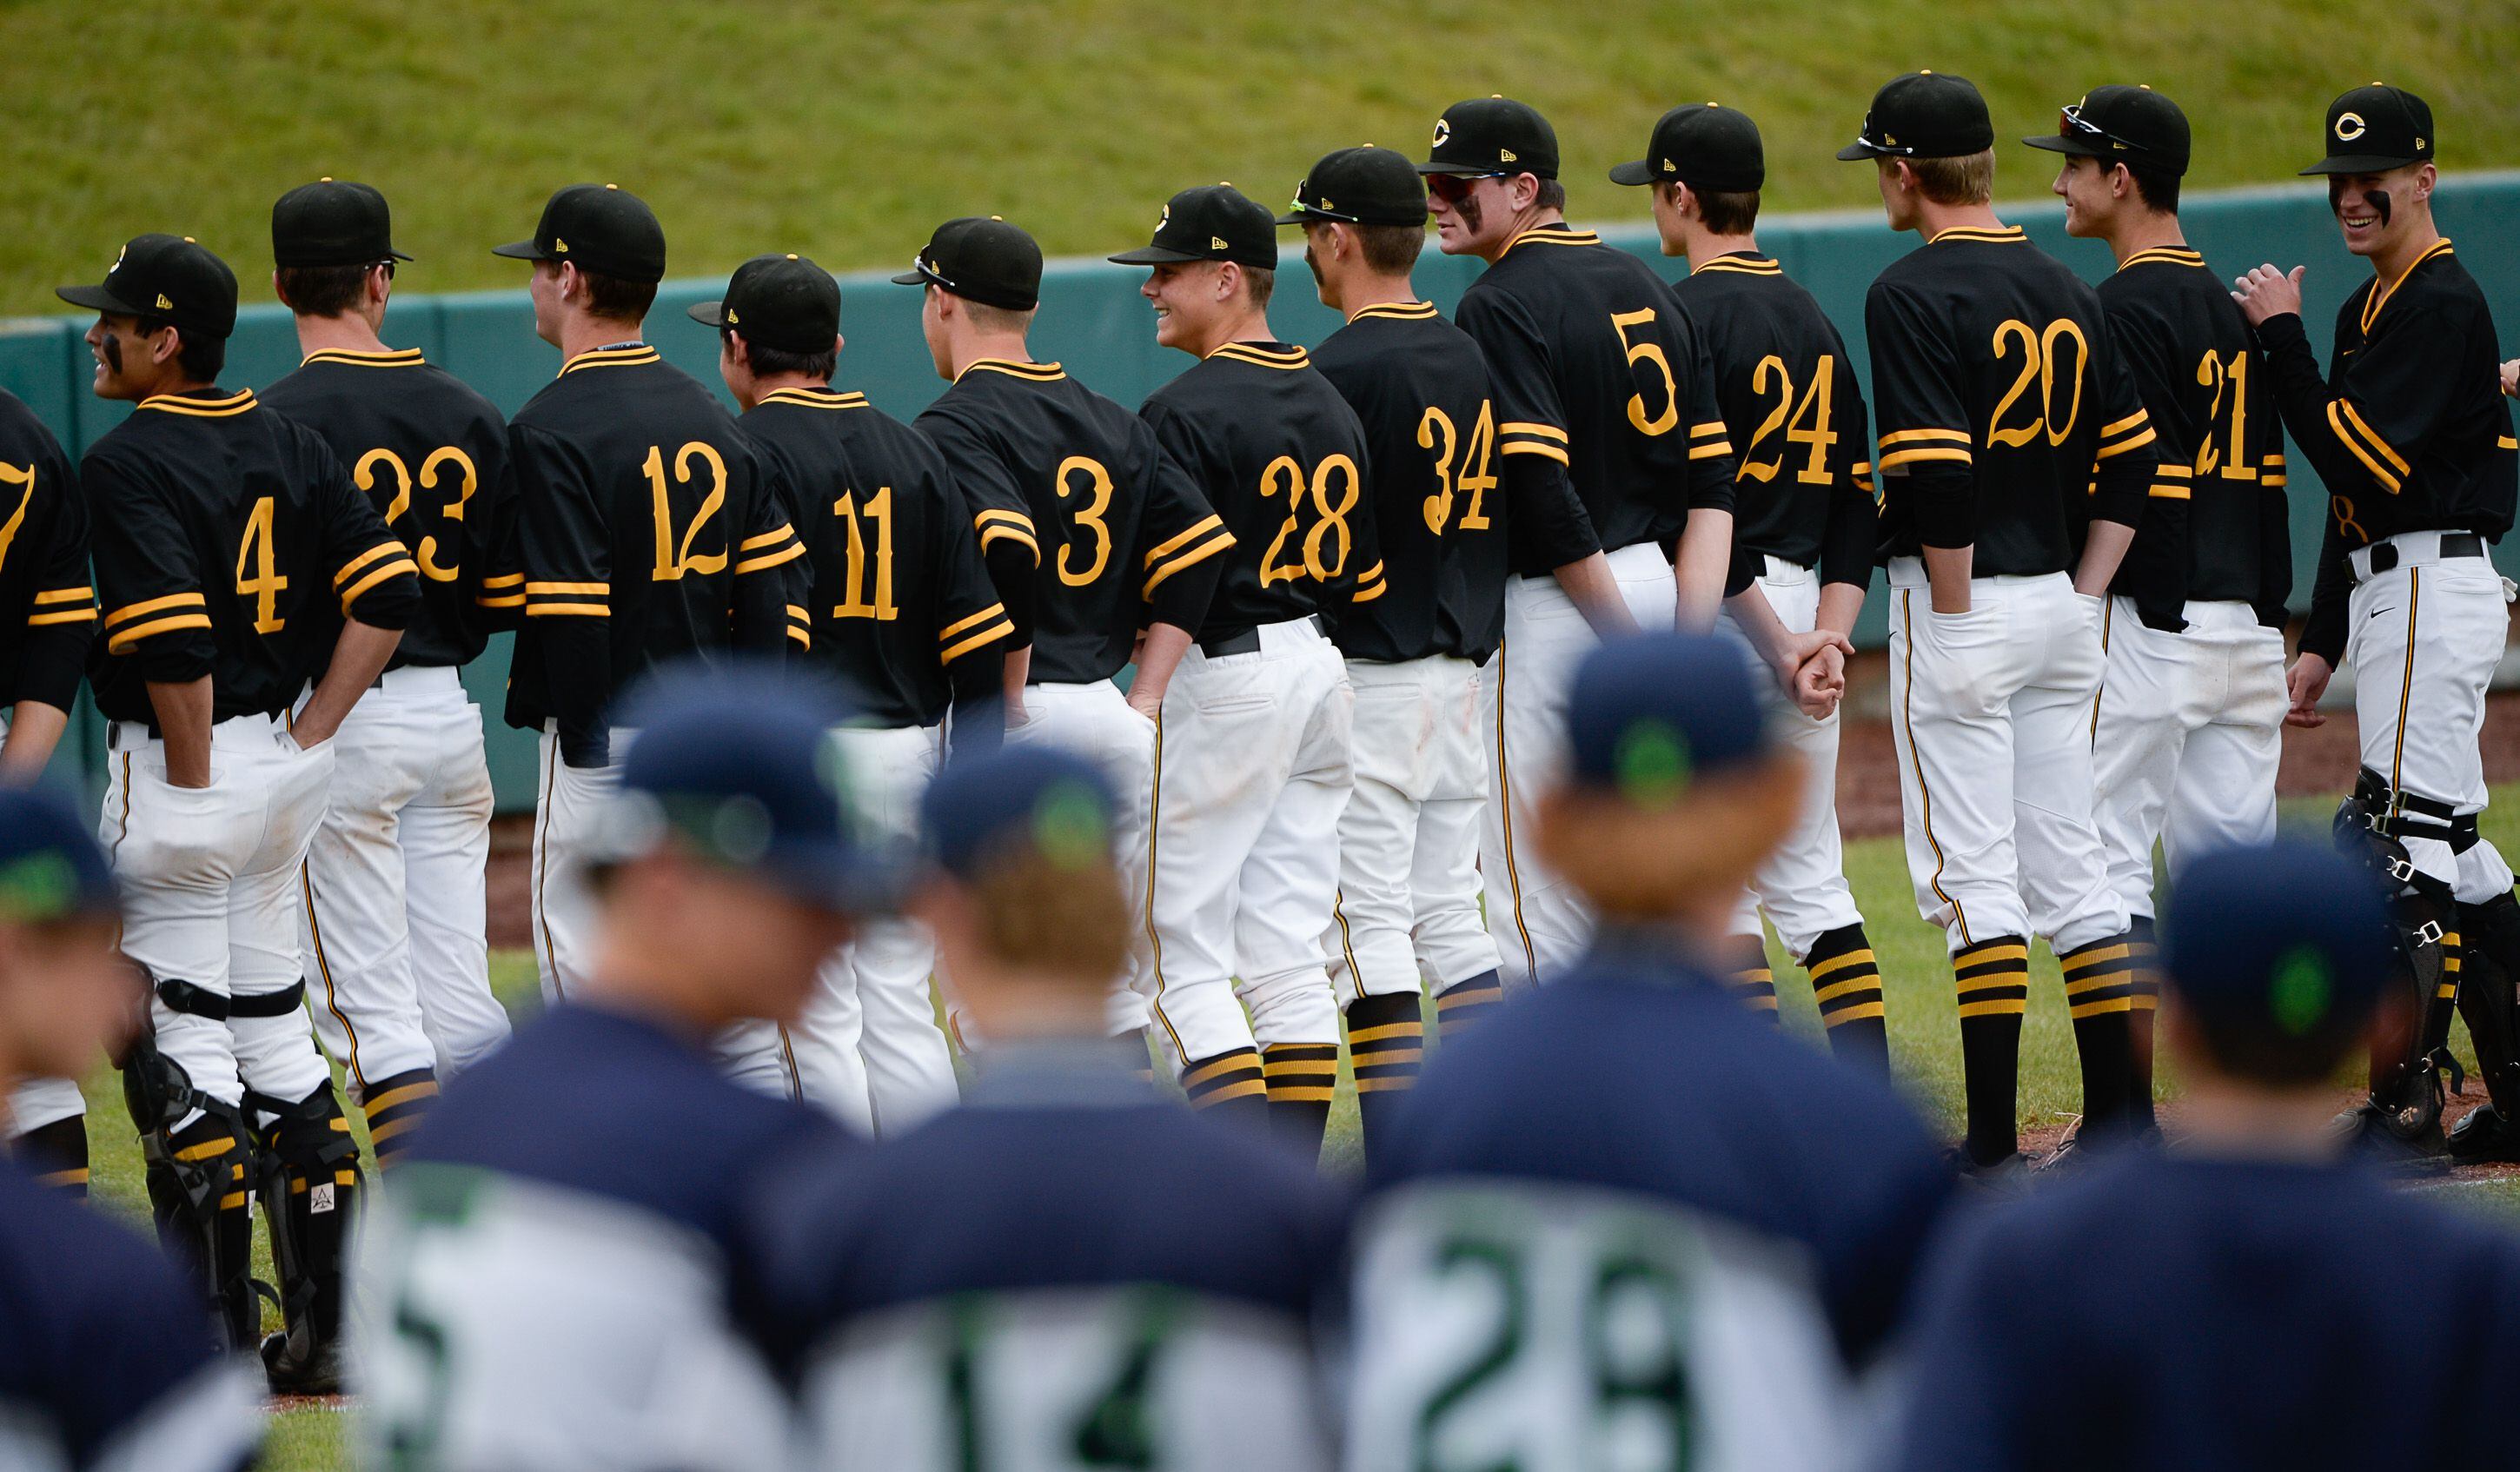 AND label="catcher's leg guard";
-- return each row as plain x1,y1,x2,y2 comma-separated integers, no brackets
121,1036,257,1350
249,1083,362,1394
2450,892,2520,1161
2332,771,2460,1157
